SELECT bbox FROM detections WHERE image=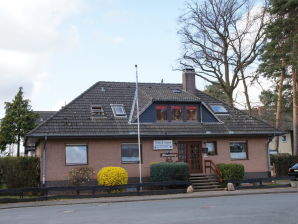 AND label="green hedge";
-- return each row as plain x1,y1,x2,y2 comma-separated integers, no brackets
0,157,40,189
150,162,189,182
270,154,298,177
217,163,244,182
